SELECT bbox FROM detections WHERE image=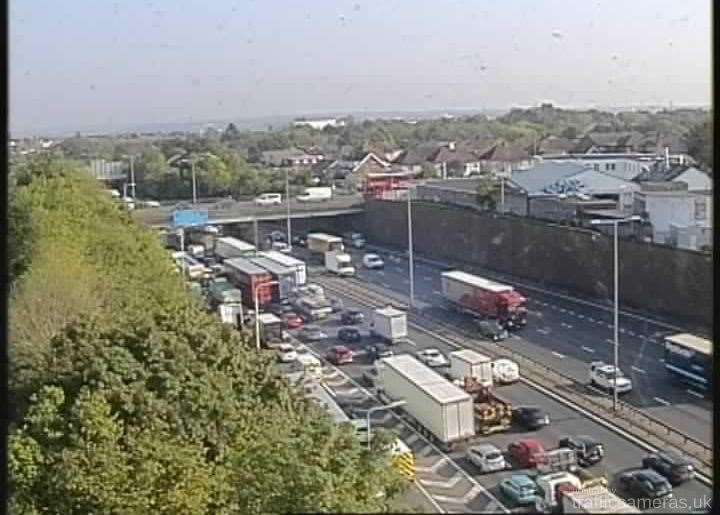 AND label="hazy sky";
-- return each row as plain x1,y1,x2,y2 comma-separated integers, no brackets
11,0,711,134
